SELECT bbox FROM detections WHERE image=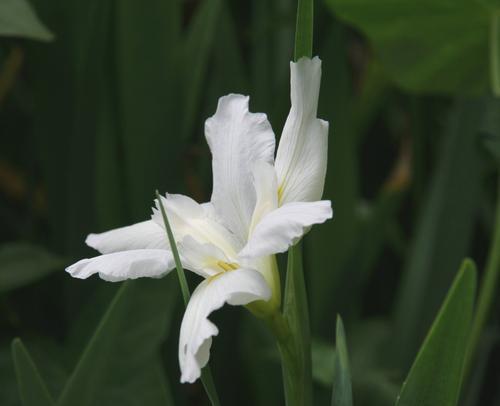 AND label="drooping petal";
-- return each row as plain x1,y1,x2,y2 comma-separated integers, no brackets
66,249,174,282
275,57,329,205
86,220,167,254
238,200,333,258
179,268,271,383
205,94,276,242
152,194,240,258
248,161,278,236
178,235,232,278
